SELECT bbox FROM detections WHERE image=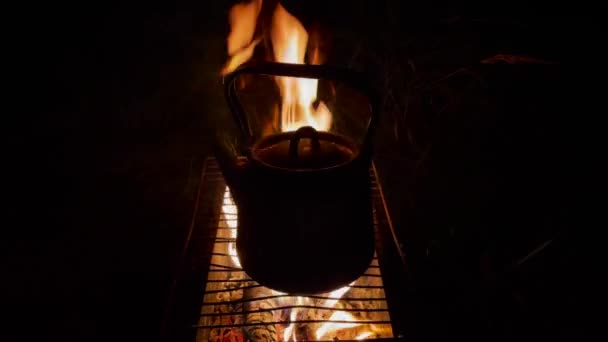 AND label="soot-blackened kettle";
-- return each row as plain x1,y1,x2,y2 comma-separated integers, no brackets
217,62,380,295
